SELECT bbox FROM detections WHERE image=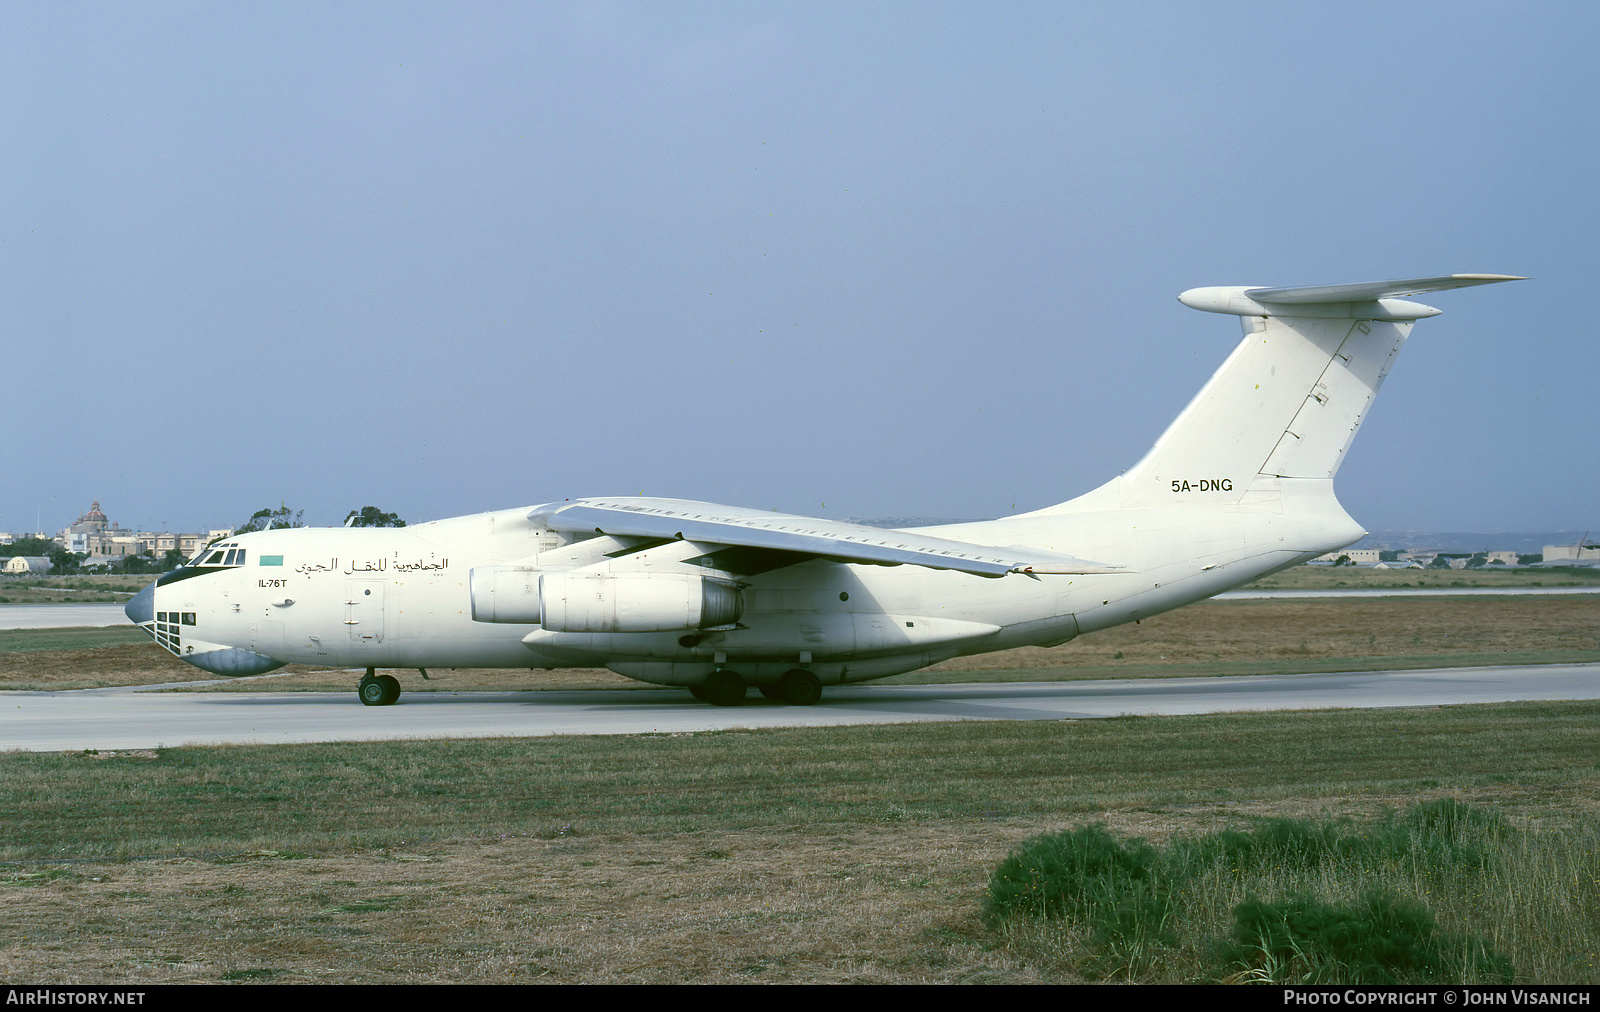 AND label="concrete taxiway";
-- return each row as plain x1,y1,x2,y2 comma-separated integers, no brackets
4,663,1598,752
